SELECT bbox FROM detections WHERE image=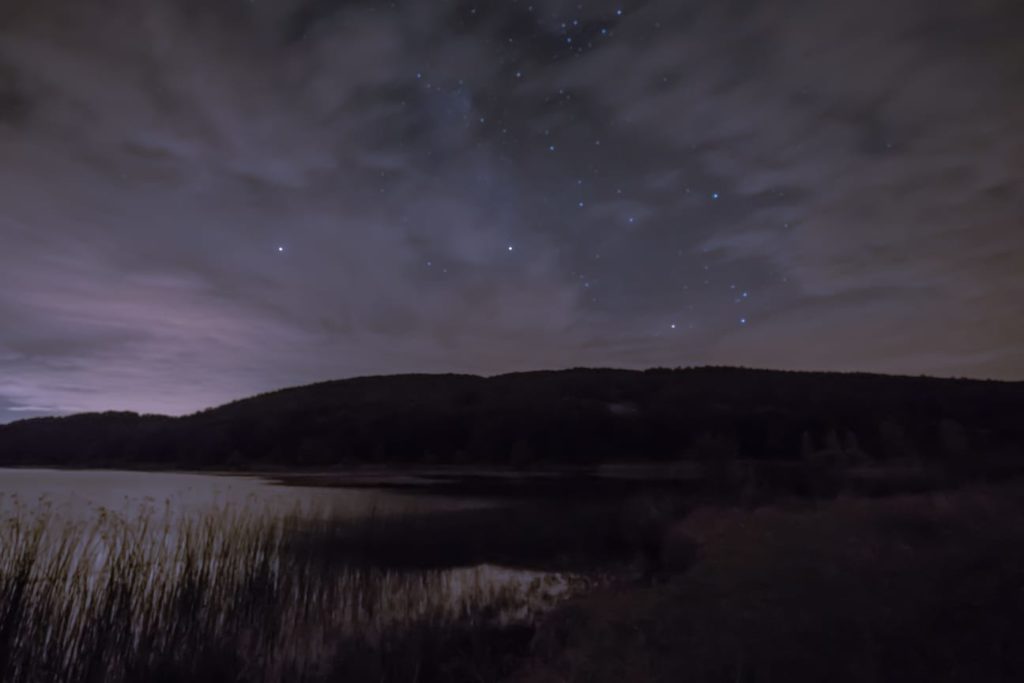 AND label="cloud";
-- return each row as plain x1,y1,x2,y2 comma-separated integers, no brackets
0,0,590,417
547,0,1024,375
0,0,1021,420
